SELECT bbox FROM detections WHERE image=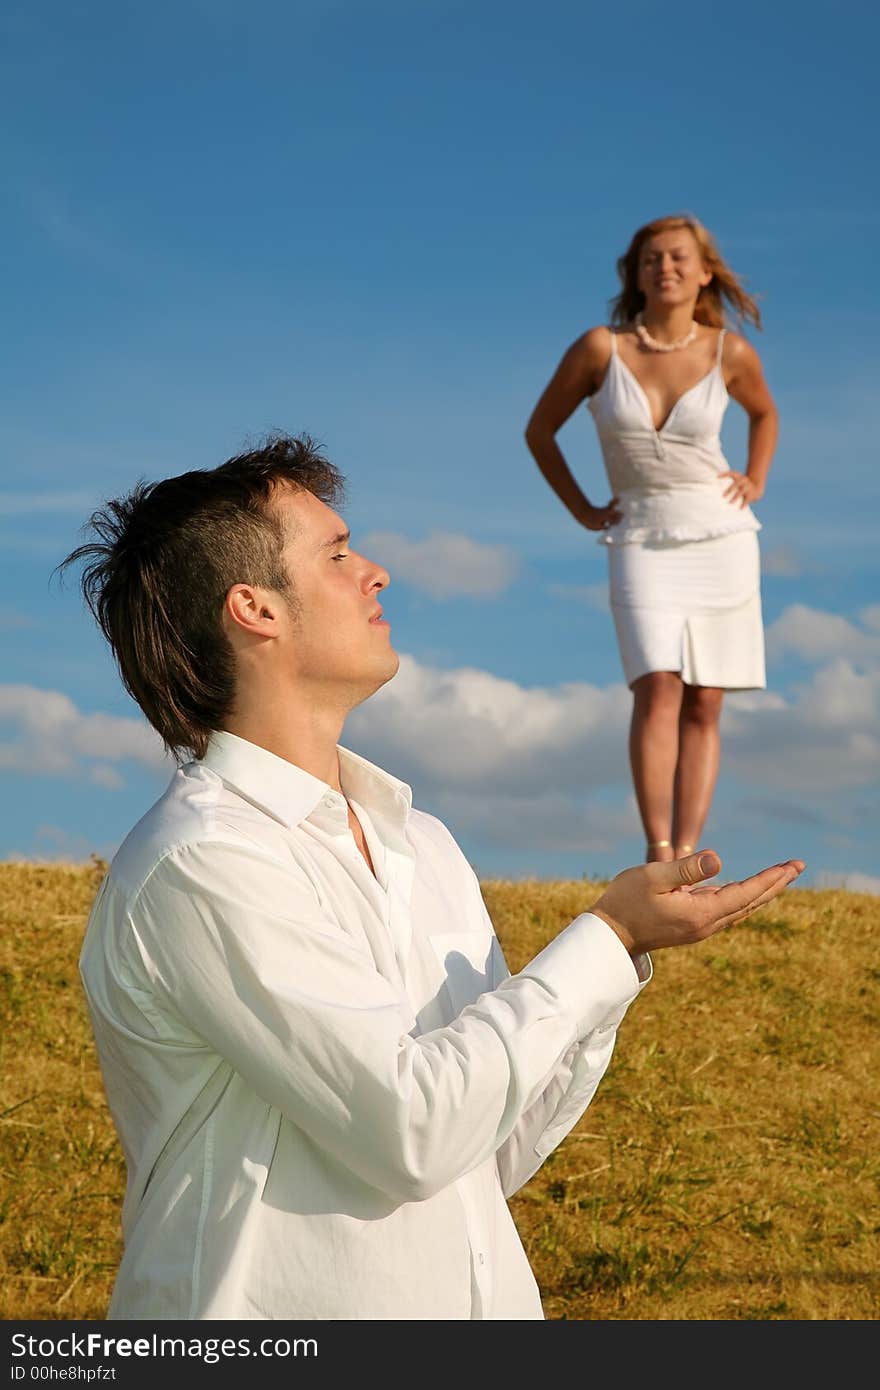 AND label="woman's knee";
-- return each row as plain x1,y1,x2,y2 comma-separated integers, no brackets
681,685,724,727
632,671,683,717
